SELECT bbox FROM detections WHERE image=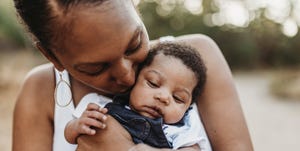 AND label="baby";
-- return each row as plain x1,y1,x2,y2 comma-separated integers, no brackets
65,42,209,150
